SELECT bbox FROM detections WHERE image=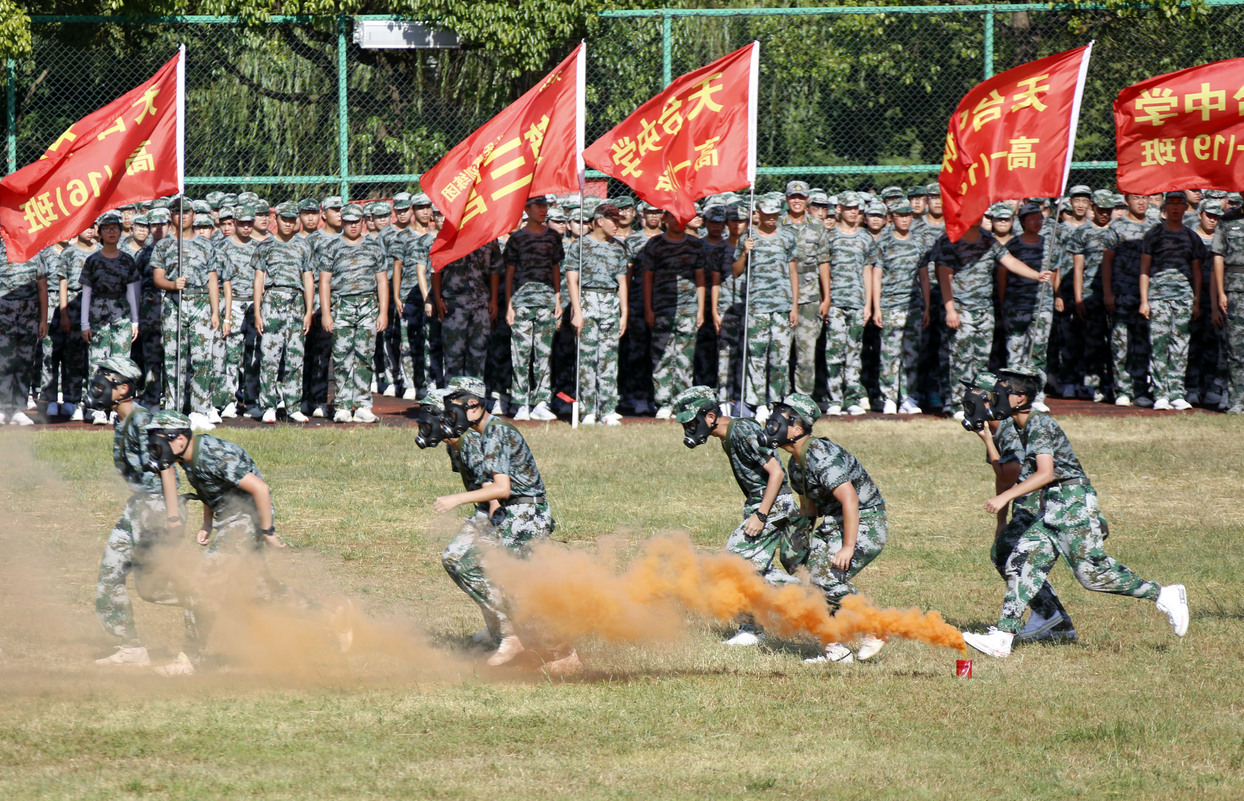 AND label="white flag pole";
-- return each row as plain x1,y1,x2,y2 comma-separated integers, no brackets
737,41,759,418
174,44,186,410
572,41,586,430
1060,41,1094,197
